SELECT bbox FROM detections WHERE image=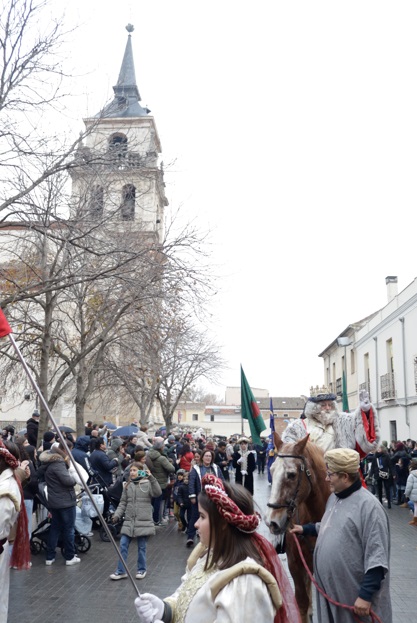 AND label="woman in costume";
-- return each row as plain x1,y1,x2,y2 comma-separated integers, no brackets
0,440,30,623
232,437,256,494
134,473,300,623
